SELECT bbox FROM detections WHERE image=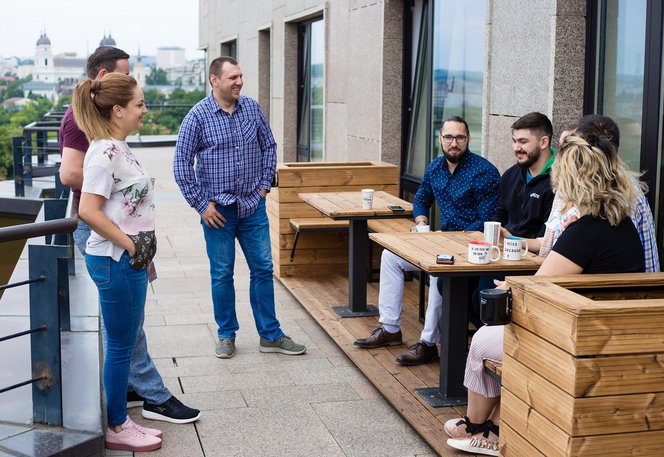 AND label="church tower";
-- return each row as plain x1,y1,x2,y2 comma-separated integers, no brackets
34,30,54,82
